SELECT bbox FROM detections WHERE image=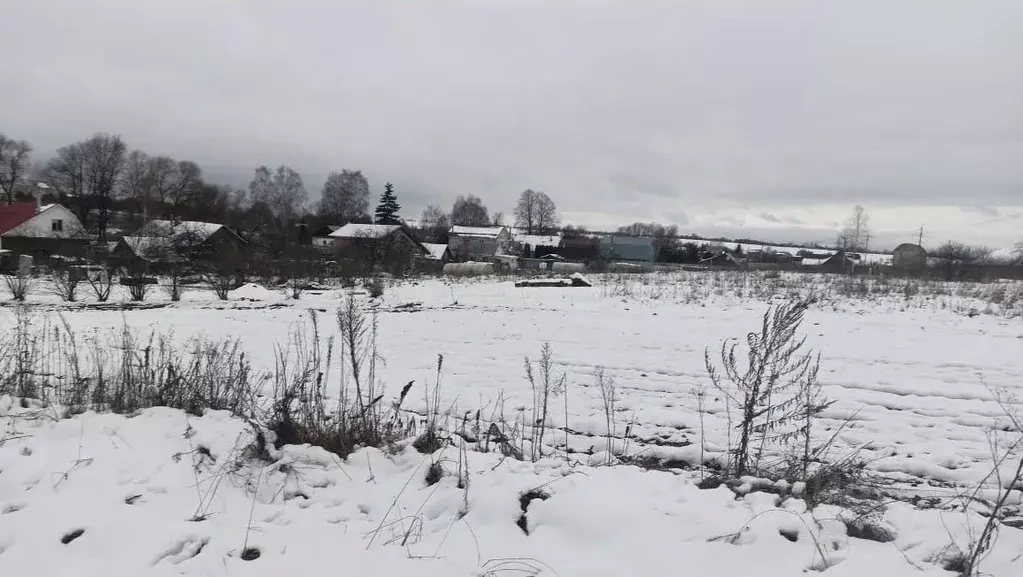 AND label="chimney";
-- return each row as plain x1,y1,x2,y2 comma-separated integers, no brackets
34,182,48,213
